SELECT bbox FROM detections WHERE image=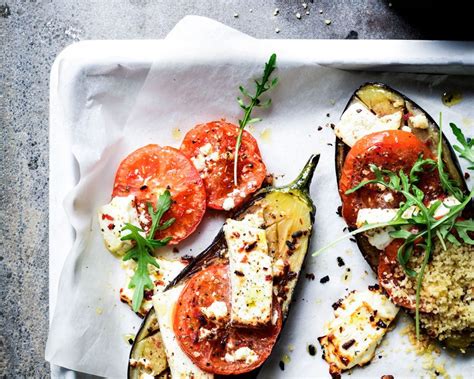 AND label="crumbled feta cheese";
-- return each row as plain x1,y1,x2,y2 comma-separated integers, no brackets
198,327,215,341
408,113,429,129
233,347,258,364
97,195,142,256
222,197,235,211
383,192,394,203
201,301,228,322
